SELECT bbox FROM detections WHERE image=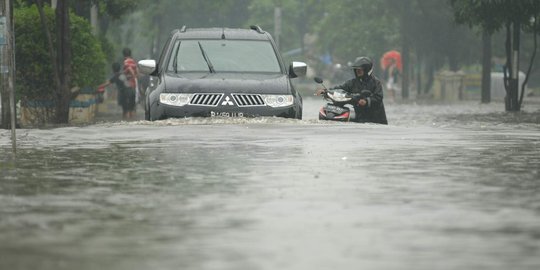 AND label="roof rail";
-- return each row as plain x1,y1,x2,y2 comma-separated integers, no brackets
180,25,187,32
249,25,264,34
